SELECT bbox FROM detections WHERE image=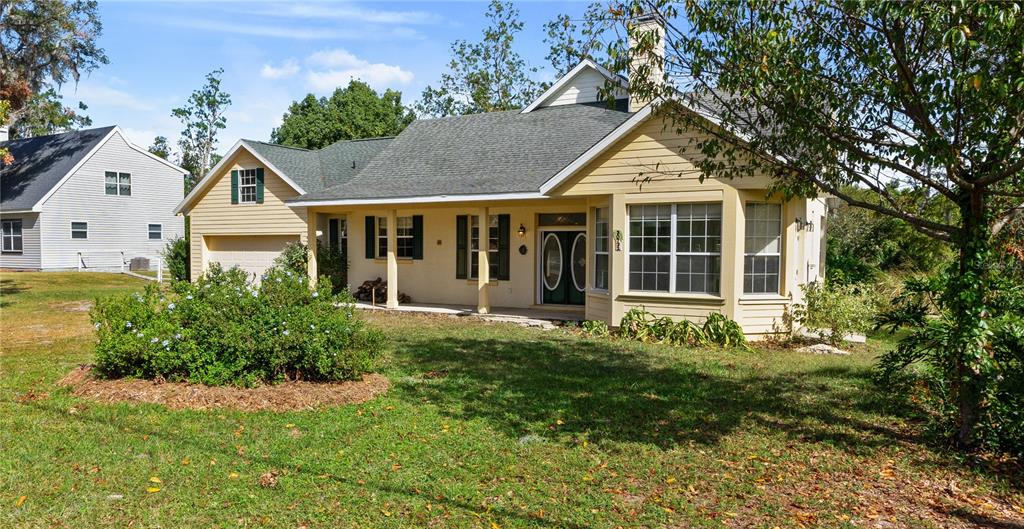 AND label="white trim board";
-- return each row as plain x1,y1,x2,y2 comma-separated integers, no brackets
289,192,547,208
174,140,307,215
